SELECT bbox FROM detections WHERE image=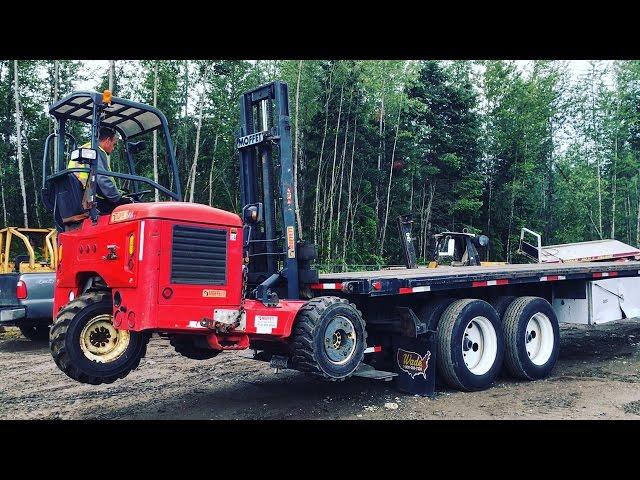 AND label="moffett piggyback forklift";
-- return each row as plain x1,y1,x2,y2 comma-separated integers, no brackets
44,81,640,392
44,82,370,386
